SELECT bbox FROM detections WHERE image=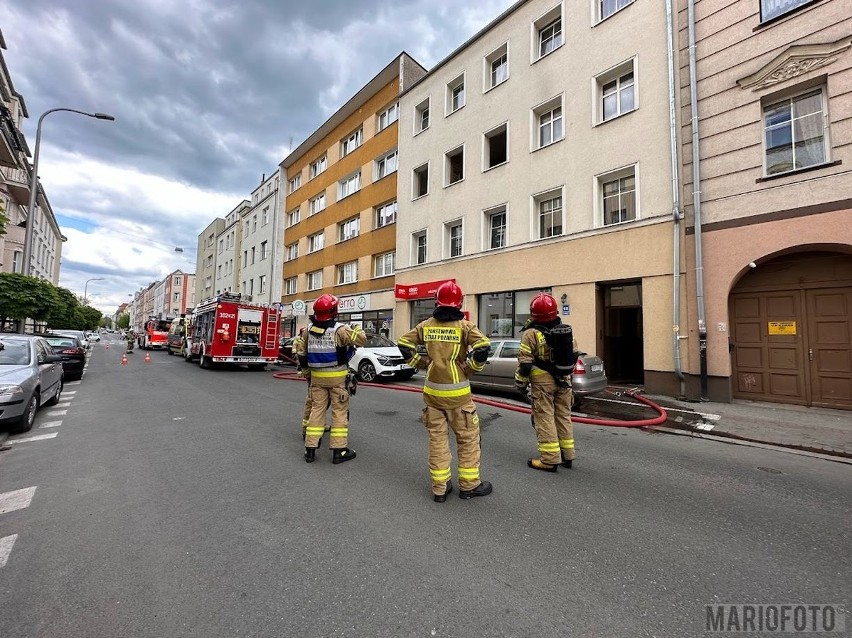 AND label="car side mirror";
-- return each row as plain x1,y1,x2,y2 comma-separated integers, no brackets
44,354,63,364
